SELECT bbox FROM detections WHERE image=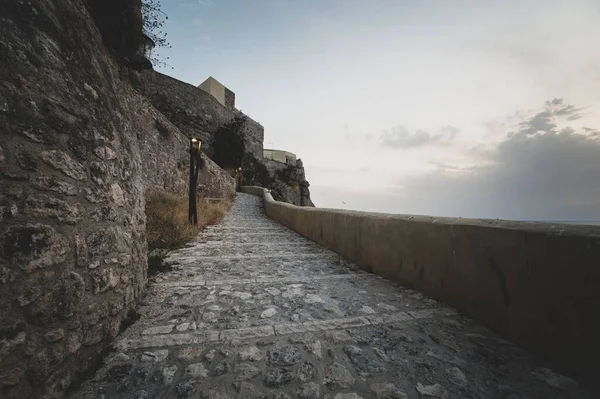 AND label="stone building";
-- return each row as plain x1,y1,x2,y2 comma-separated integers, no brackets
198,76,235,108
263,149,297,165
